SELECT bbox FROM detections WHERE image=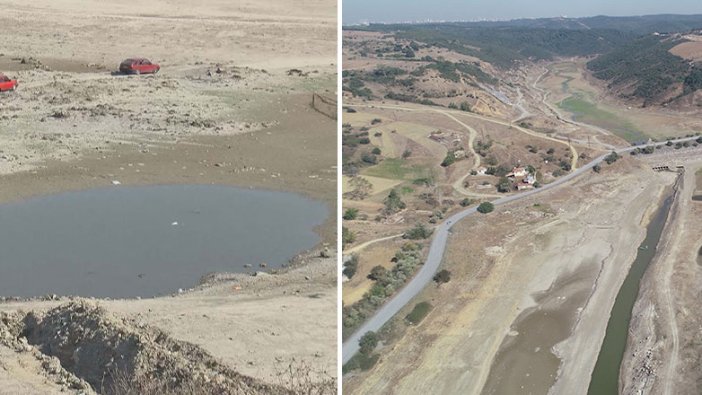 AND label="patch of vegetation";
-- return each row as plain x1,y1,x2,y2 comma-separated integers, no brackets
343,244,423,335
403,223,433,240
342,352,379,374
433,269,451,284
604,151,621,165
460,198,475,207
364,158,428,180
587,34,698,104
342,226,356,247
343,208,359,220
413,60,496,84
441,151,457,167
406,302,432,324
383,189,406,214
558,94,646,142
477,202,495,213
343,254,359,279
344,176,373,200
